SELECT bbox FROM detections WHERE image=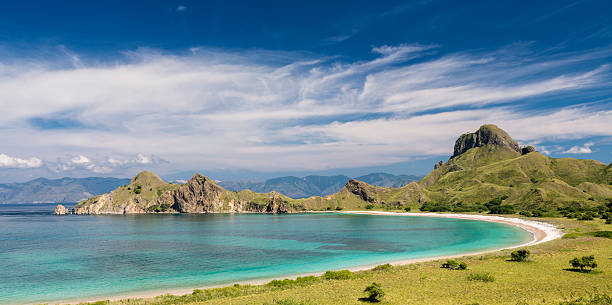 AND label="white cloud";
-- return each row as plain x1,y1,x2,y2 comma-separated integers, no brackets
0,153,42,168
0,44,610,175
176,5,186,11
563,142,595,154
